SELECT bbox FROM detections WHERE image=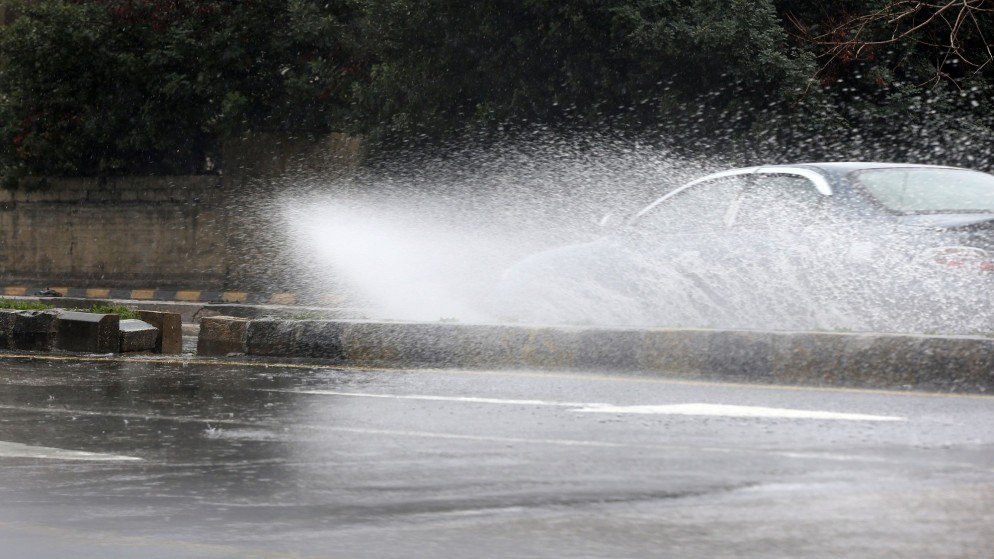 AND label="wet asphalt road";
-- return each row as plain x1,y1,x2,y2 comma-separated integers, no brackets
0,354,992,558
